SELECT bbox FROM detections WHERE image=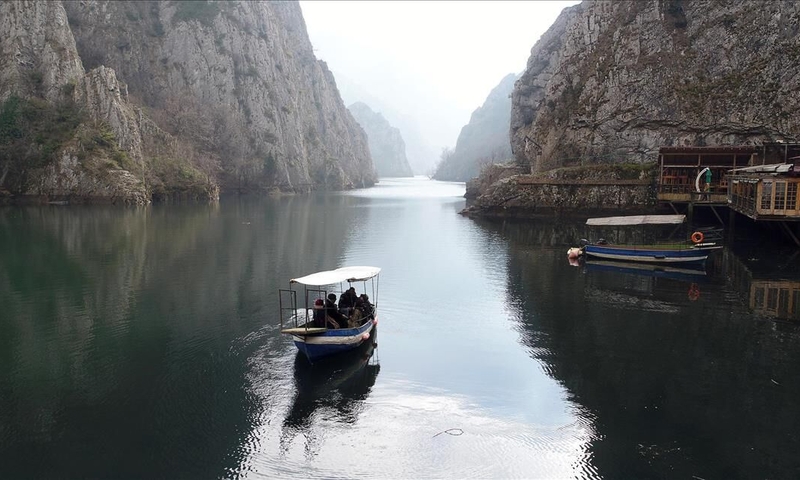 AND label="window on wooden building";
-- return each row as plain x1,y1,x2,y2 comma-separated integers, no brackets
760,181,773,210
788,183,798,211
775,182,786,210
